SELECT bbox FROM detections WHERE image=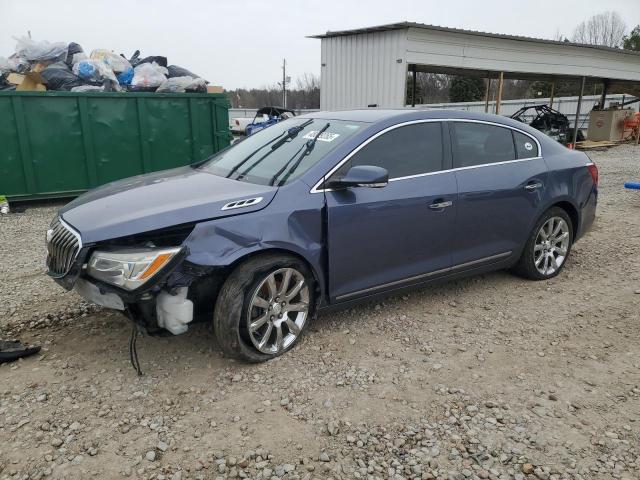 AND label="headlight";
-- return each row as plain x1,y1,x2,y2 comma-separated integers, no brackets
87,247,181,291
